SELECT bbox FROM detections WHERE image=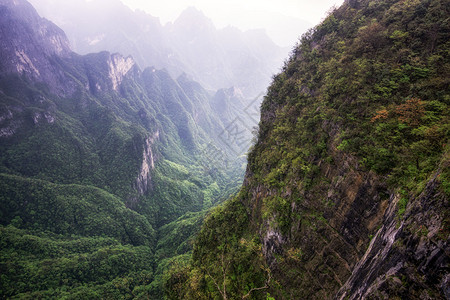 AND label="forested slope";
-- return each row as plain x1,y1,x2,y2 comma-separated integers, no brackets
166,0,450,298
0,0,246,297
